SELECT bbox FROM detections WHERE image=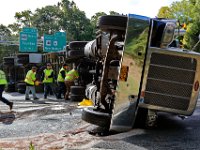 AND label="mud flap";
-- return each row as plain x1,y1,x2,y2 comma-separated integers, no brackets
111,97,138,132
